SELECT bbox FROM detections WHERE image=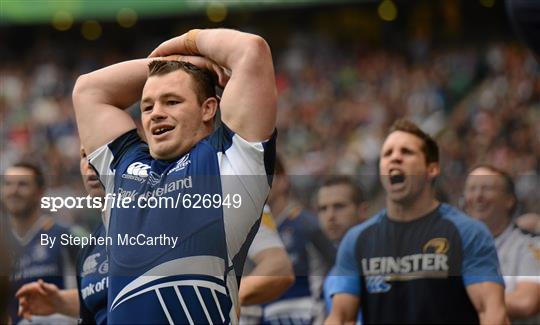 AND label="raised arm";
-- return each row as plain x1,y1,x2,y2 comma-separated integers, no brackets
149,29,277,142
72,58,151,155
73,54,226,155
